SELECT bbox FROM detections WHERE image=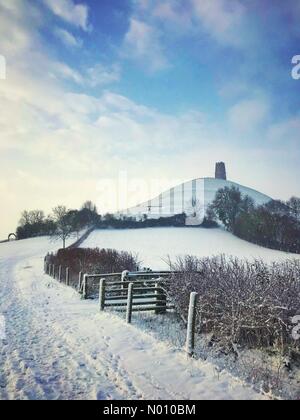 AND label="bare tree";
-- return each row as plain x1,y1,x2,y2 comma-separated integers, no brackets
81,200,98,214
51,206,74,249
19,210,45,226
19,210,31,226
